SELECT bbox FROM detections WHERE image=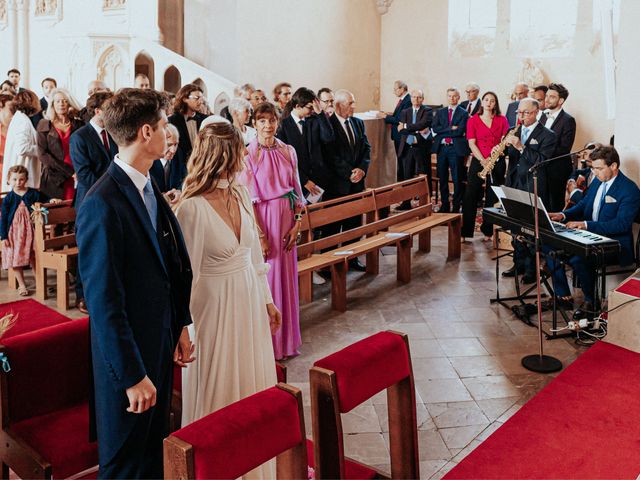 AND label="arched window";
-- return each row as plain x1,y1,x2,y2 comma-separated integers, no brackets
163,66,182,93
134,51,155,89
